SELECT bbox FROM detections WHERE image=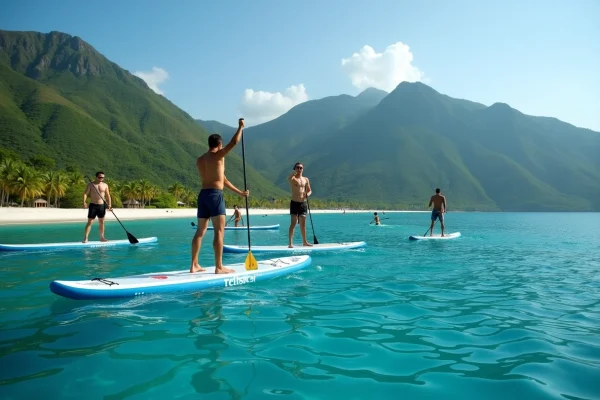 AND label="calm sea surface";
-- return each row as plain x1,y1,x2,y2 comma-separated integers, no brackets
1,212,599,399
